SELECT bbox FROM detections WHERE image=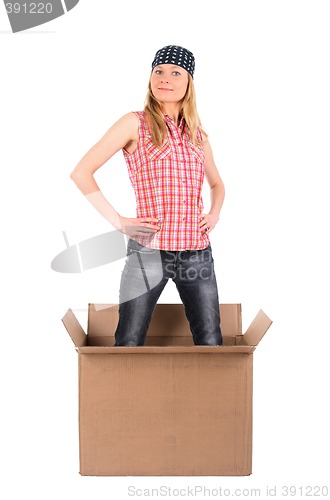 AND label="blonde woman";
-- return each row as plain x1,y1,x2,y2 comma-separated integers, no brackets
70,45,225,346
